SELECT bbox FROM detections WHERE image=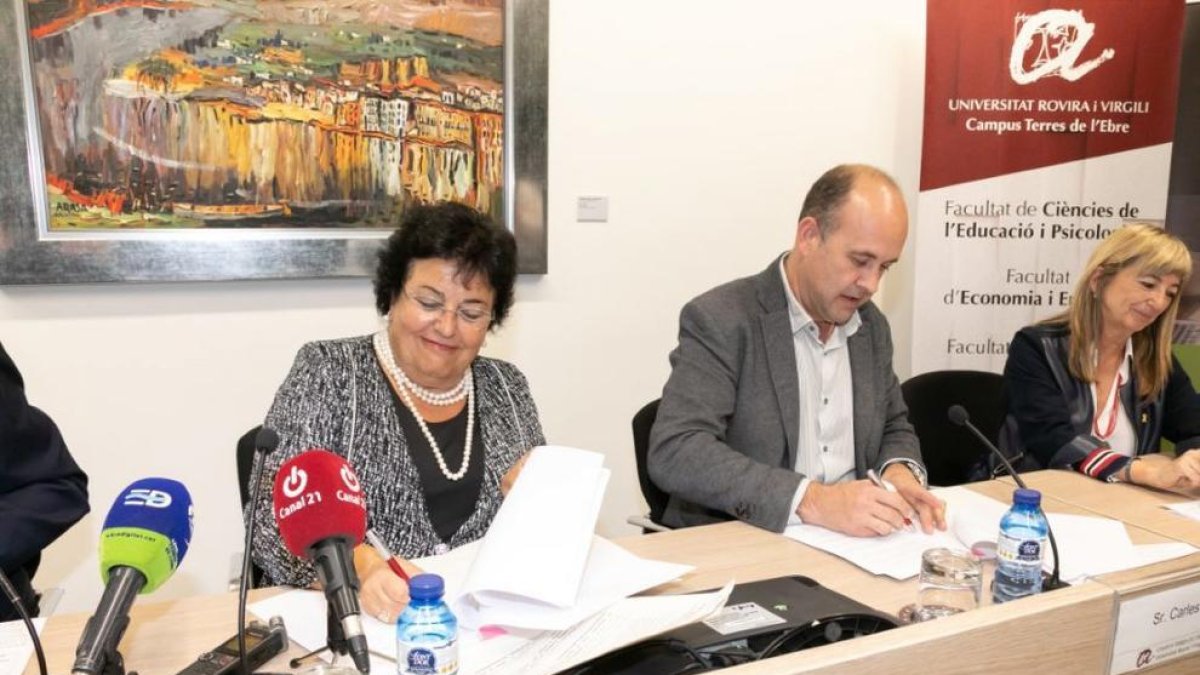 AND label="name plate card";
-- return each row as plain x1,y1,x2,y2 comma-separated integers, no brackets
1111,580,1200,673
